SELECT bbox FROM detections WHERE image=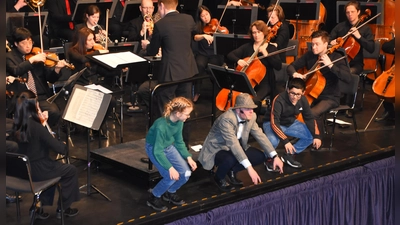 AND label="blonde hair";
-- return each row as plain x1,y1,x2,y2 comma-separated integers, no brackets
163,97,193,117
